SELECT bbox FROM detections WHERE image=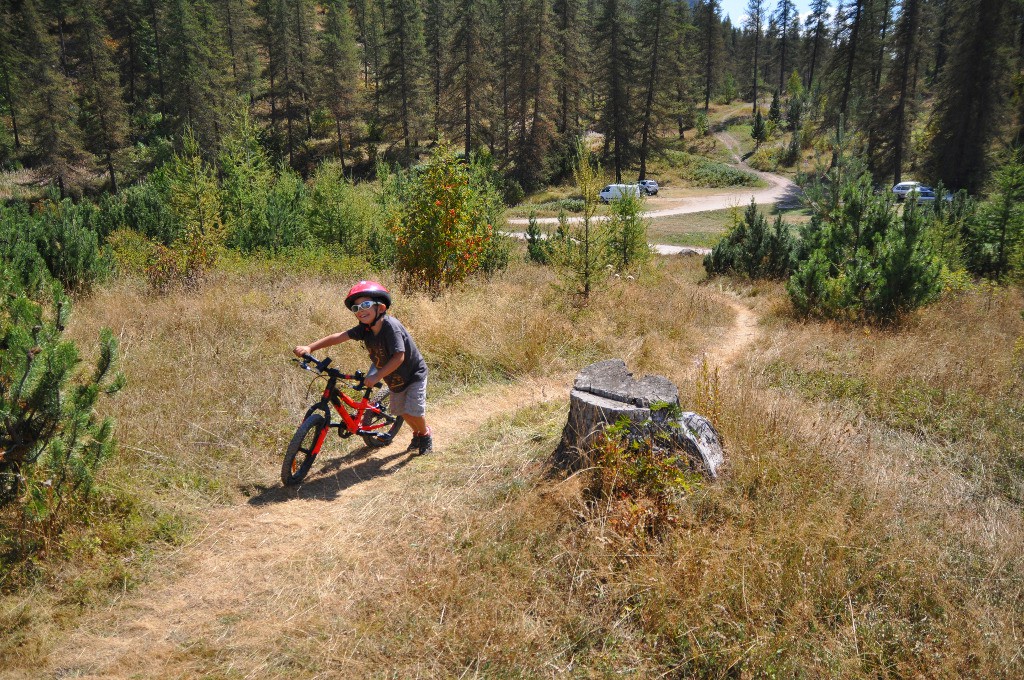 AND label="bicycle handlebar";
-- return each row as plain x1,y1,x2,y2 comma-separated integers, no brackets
293,354,376,387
